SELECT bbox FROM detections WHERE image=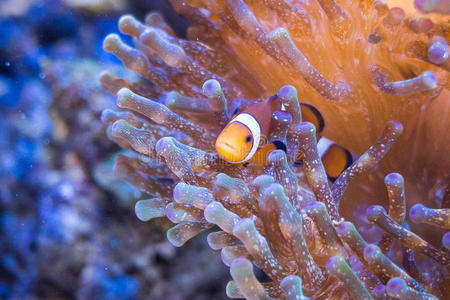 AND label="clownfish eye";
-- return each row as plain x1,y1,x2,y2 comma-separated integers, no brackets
245,135,252,143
